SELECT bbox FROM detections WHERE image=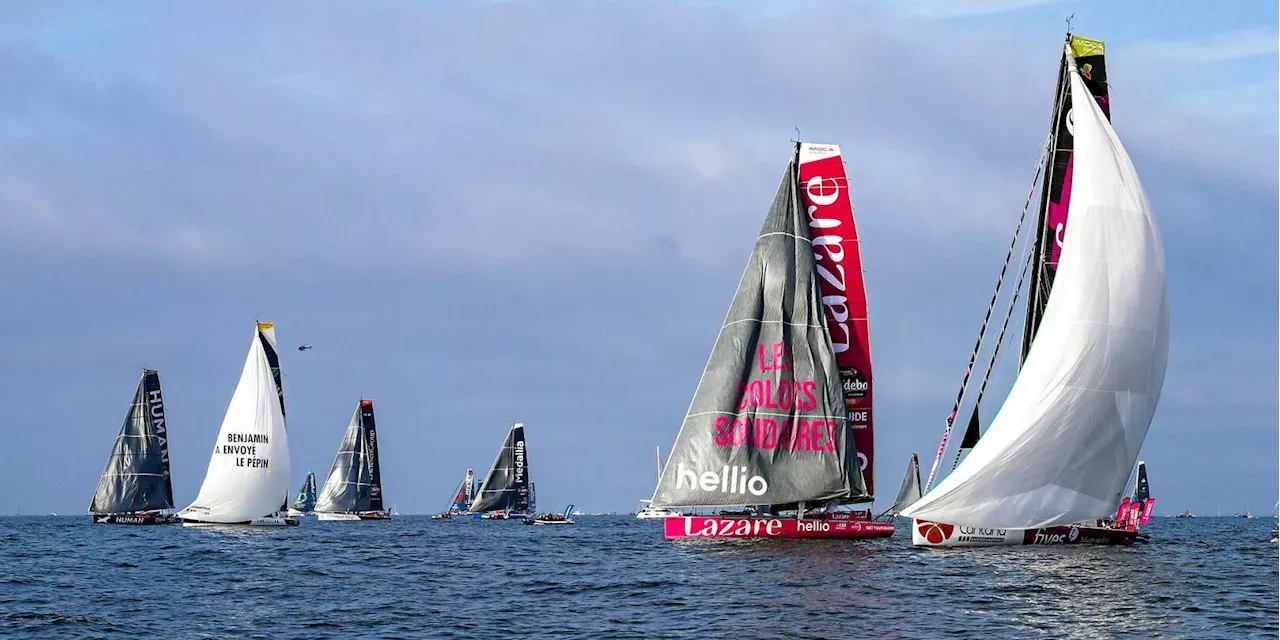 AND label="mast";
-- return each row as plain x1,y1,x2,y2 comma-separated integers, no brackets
1023,34,1111,362
89,370,174,514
